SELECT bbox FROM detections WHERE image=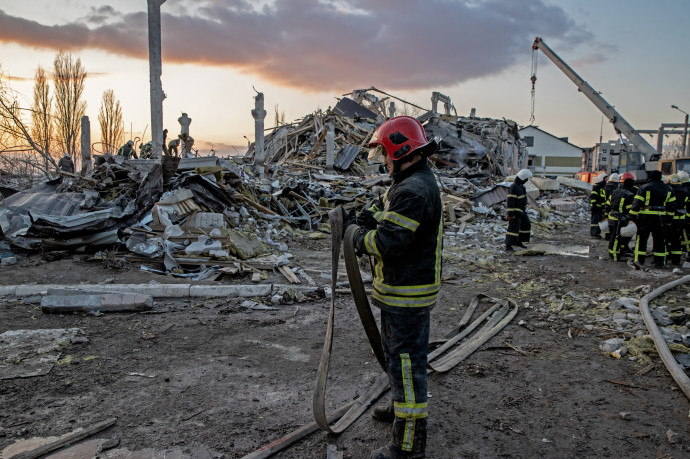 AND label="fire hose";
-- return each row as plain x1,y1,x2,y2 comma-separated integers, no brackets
242,206,518,458
638,275,690,400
